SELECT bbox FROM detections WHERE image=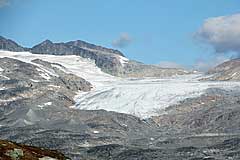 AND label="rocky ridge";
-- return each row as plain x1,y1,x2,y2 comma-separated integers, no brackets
0,36,189,77
203,58,240,81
